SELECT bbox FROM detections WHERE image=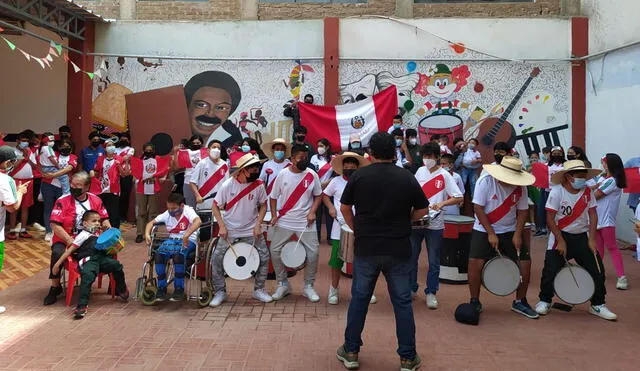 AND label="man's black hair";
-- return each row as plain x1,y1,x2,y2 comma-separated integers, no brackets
343,157,359,167
406,129,417,137
303,94,314,101
168,193,185,205
493,141,512,152
291,143,309,156
391,128,404,137
369,132,395,160
59,125,71,133
88,131,100,141
81,210,101,222
420,142,440,158
294,126,308,135
393,114,403,121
